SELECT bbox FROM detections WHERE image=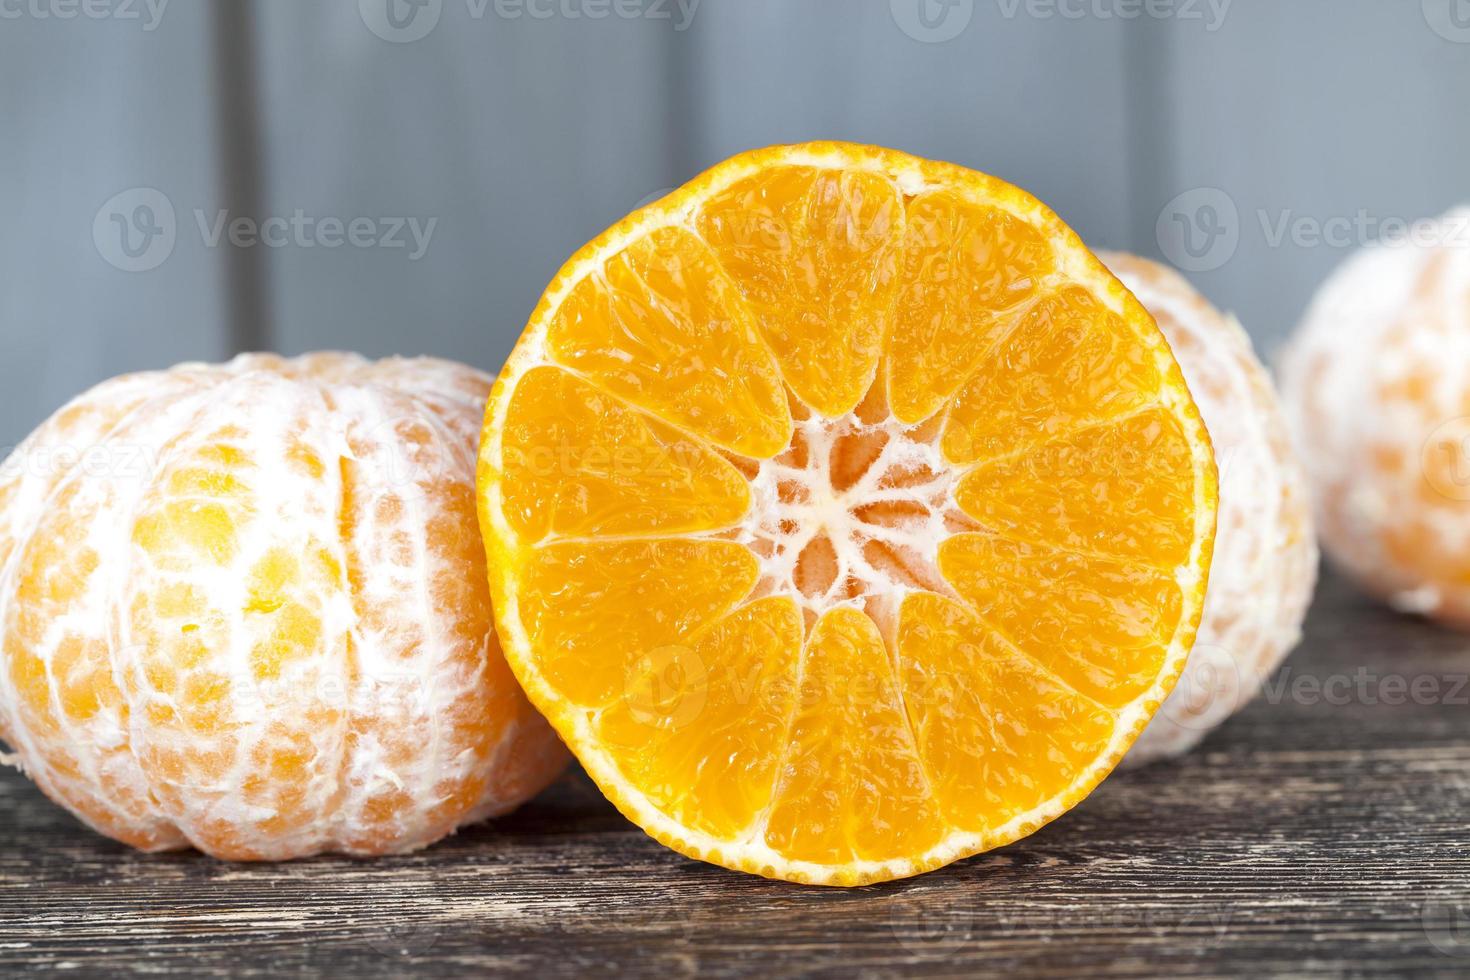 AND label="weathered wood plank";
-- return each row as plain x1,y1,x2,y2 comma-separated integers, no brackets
1,569,1467,978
